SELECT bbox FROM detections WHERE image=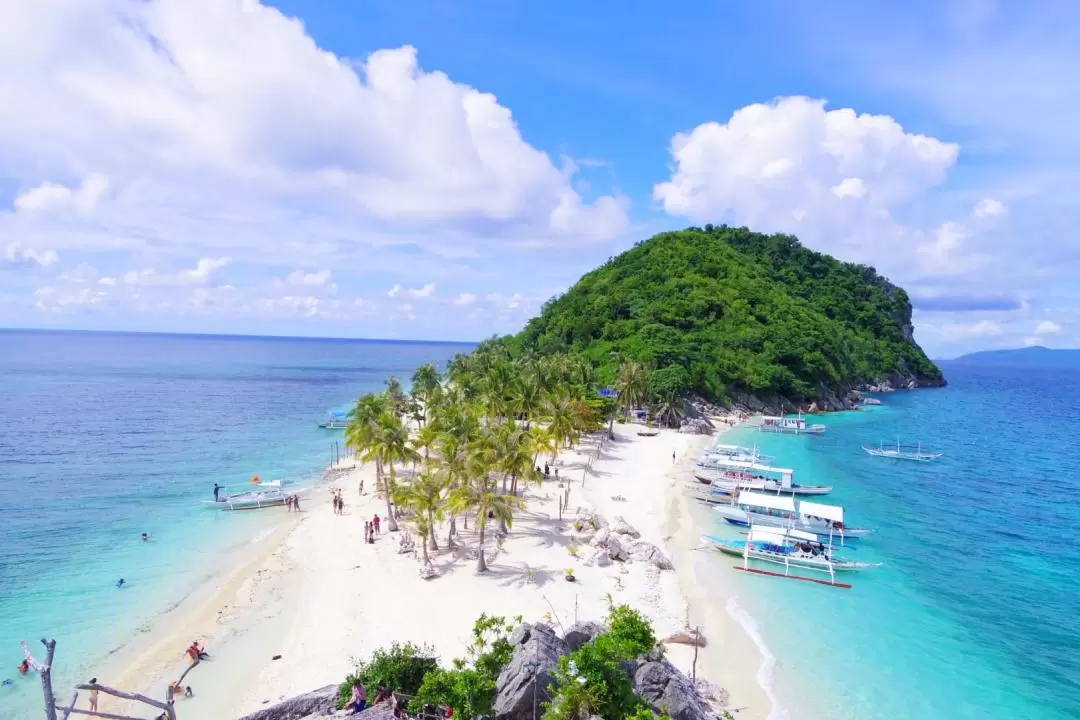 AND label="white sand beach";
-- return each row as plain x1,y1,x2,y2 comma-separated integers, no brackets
99,421,772,720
